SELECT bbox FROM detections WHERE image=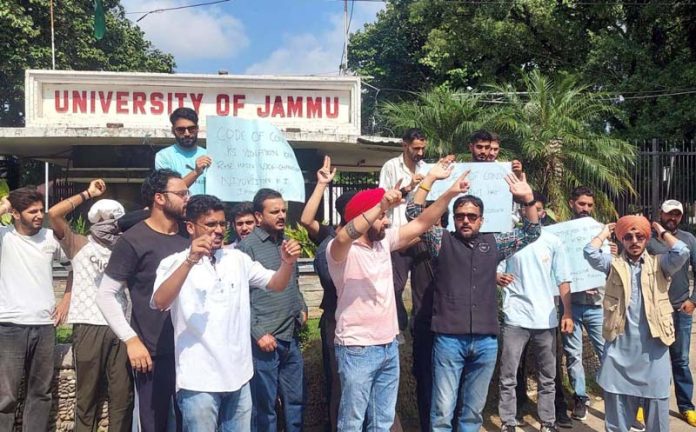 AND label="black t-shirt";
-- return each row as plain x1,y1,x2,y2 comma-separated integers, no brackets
313,226,337,314
105,221,188,356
